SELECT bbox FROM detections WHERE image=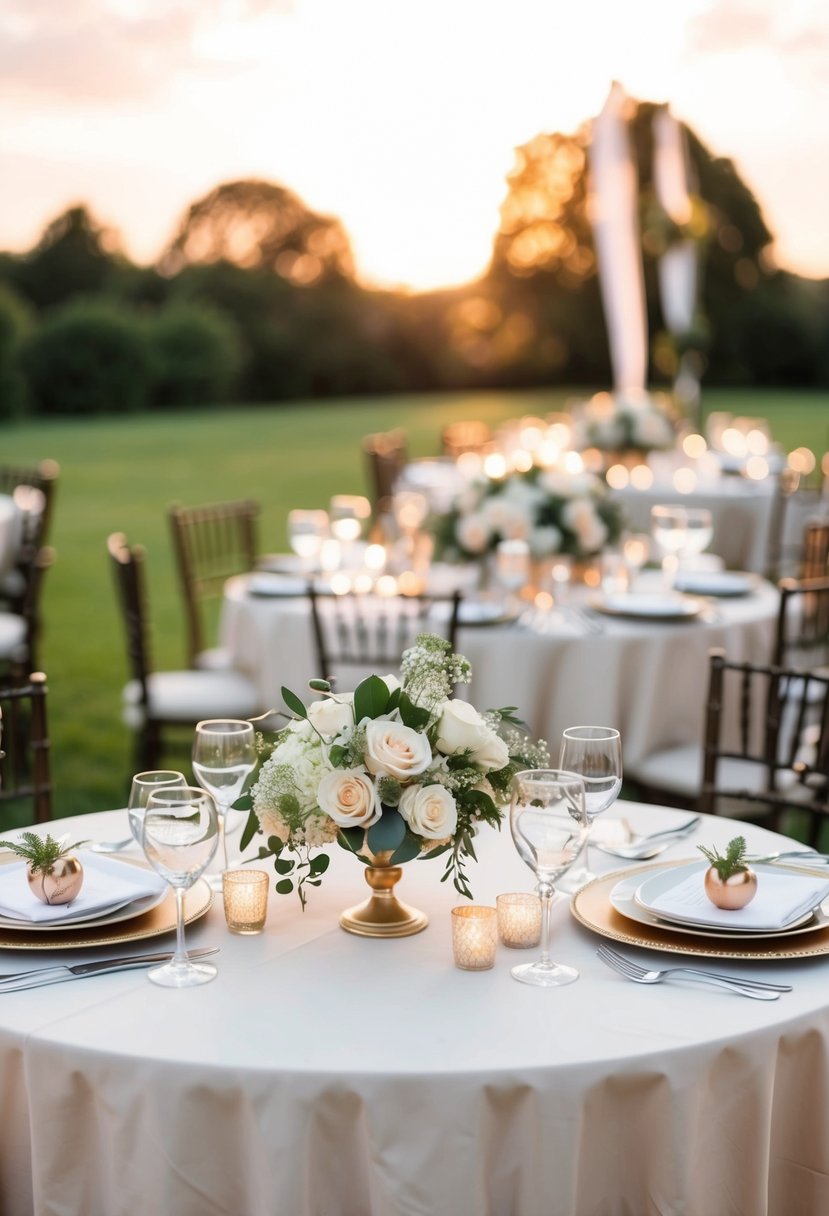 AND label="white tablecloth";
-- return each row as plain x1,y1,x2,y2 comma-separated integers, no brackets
221,575,780,767
1,806,828,1215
